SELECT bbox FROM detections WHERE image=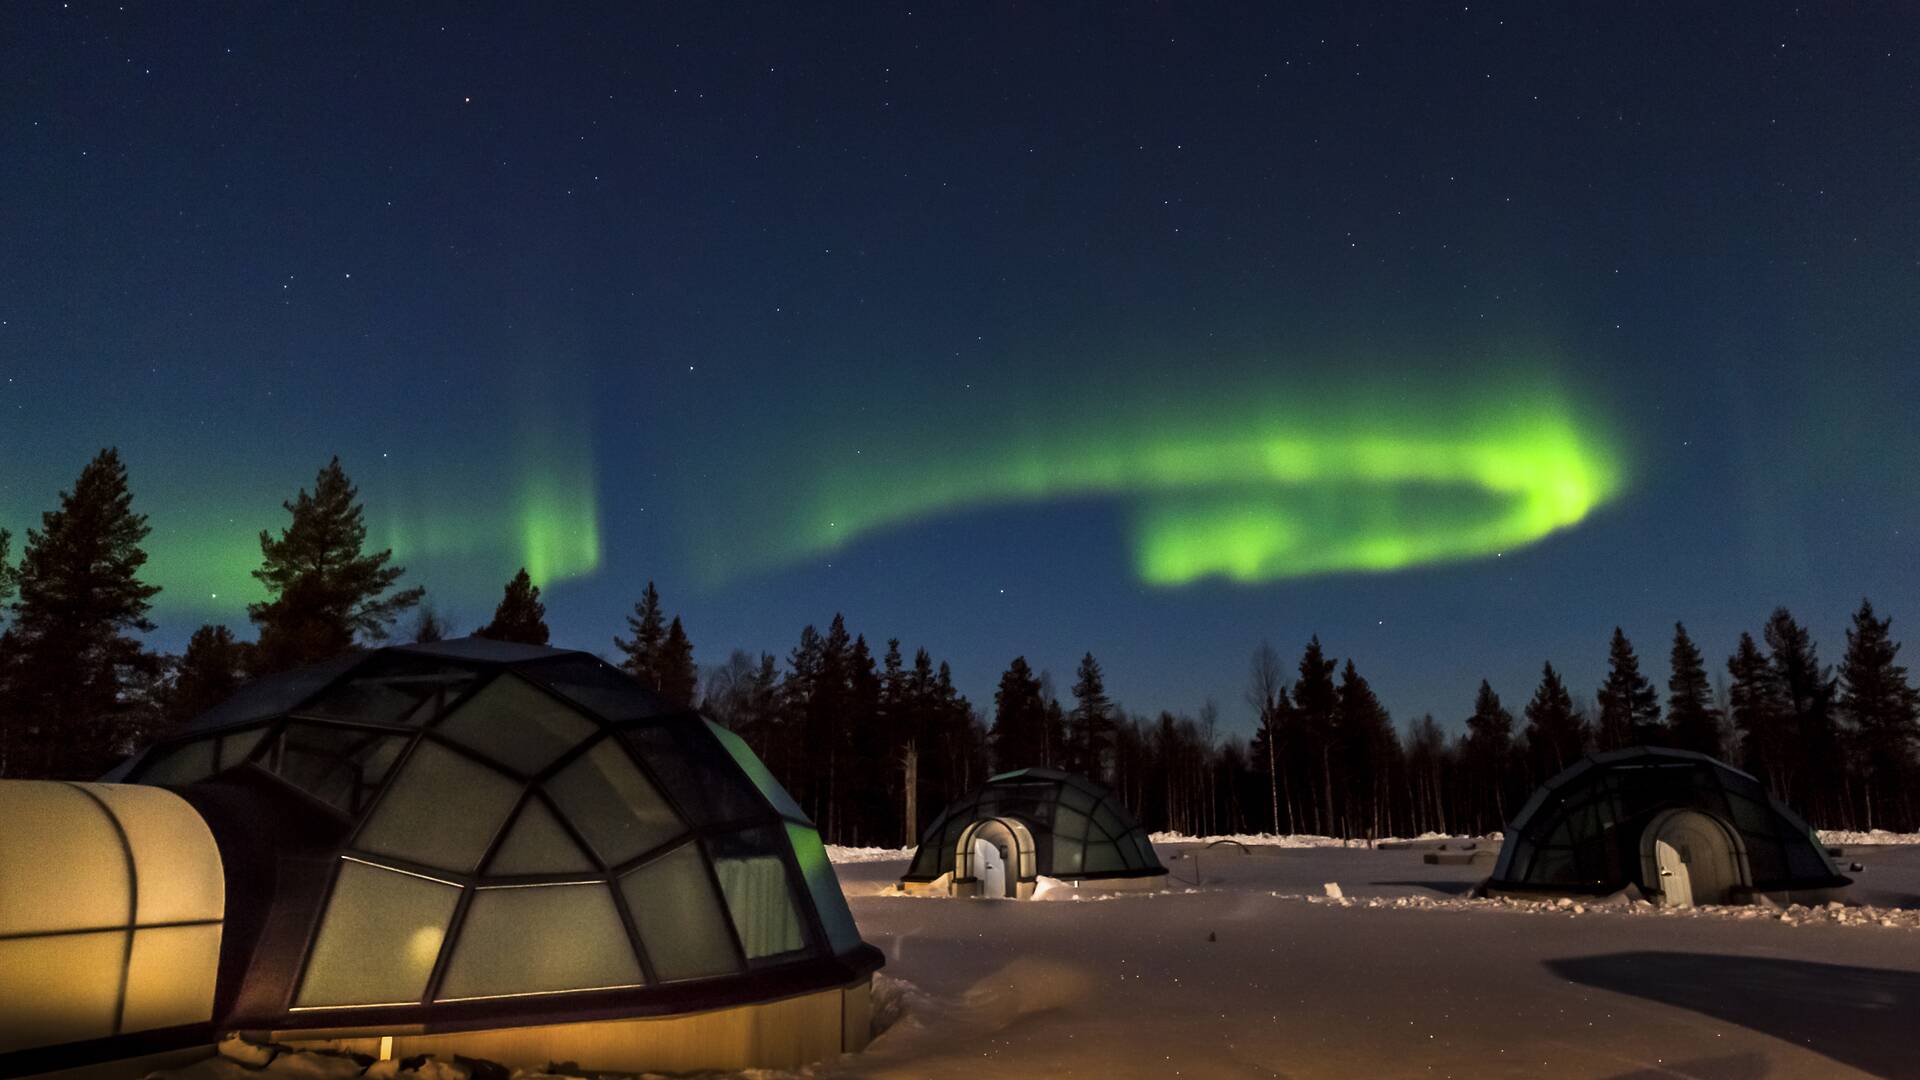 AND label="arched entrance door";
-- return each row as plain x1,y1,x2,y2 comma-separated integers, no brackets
954,817,1033,898
1643,809,1745,906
